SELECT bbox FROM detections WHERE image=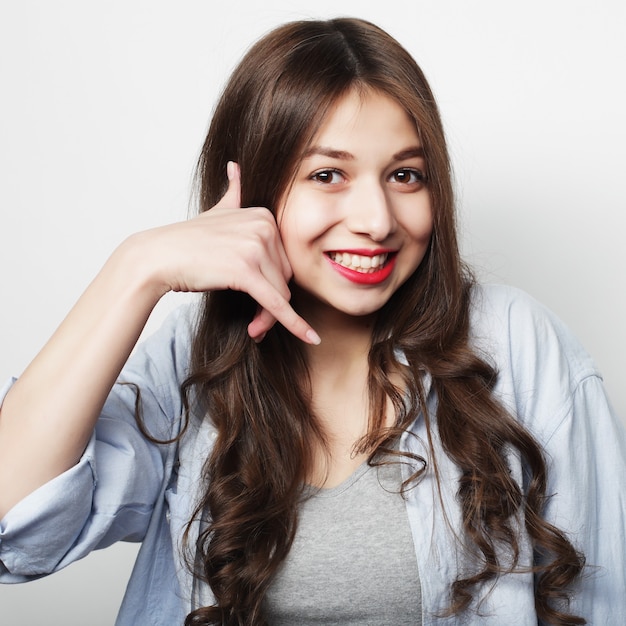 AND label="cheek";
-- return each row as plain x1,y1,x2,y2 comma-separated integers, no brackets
277,221,299,262
277,212,313,269
400,200,434,244
277,198,335,251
